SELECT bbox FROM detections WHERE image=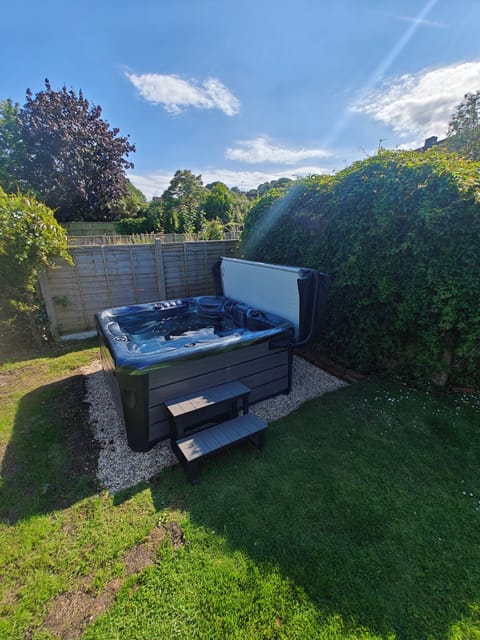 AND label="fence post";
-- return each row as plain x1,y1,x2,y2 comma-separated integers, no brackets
183,241,189,297
100,246,114,308
129,246,139,303
154,239,167,299
38,270,59,335
203,241,209,294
